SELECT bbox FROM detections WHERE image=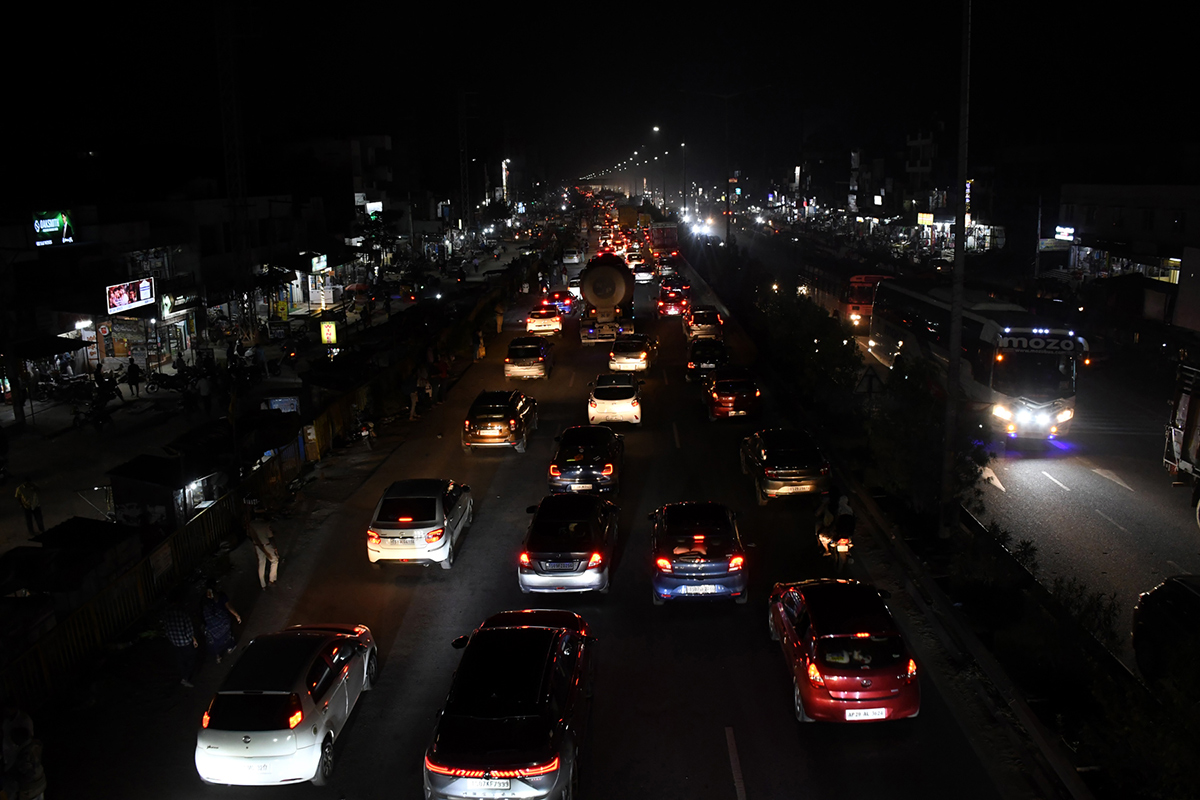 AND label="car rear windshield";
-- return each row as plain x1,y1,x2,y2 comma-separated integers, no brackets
508,346,542,359
593,385,635,400
472,405,510,420
817,636,905,669
612,341,644,354
206,693,295,731
530,309,557,319
691,342,724,357
378,497,437,523
529,518,597,550
691,312,719,325
448,628,556,717
714,380,756,395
